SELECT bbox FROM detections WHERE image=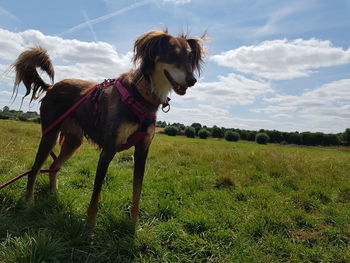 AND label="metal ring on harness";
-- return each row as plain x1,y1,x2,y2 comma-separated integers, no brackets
162,103,170,113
